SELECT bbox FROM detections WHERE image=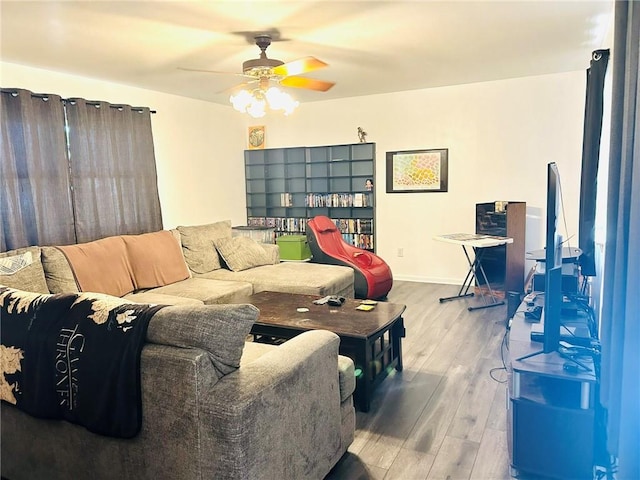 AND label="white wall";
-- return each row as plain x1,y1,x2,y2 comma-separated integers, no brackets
2,62,586,284
1,61,247,230
254,71,586,283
